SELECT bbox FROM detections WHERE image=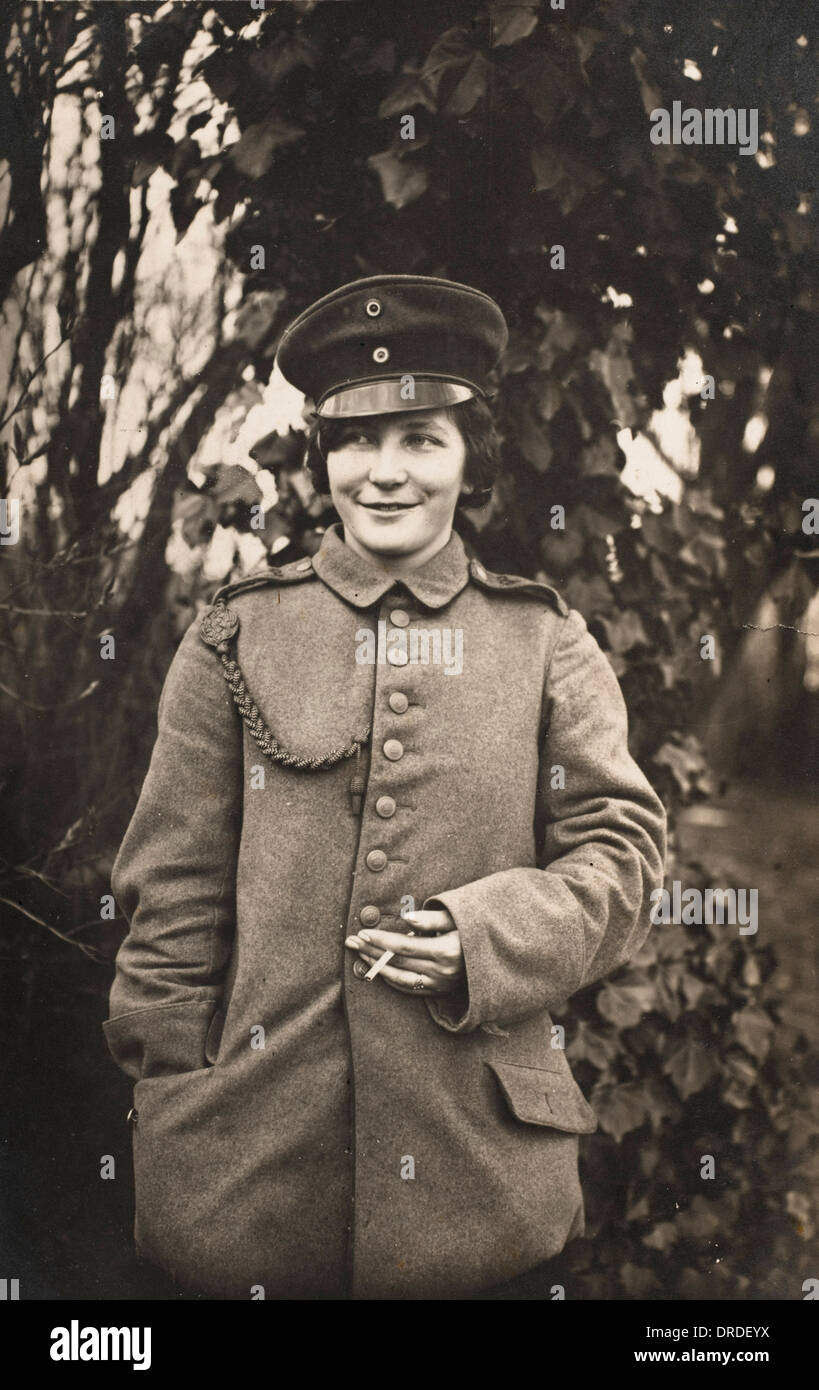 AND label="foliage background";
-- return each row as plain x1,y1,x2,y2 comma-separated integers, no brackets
0,0,816,1298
